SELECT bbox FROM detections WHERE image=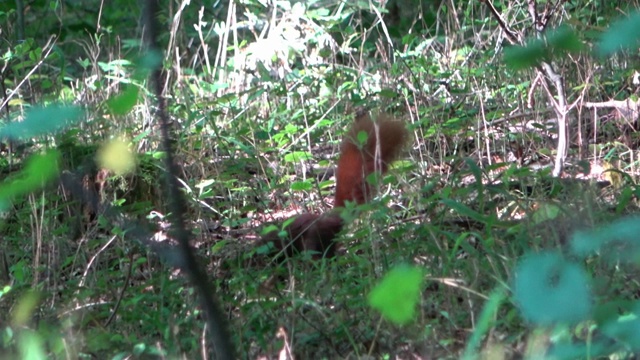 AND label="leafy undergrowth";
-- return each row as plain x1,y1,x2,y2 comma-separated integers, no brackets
214,167,640,359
